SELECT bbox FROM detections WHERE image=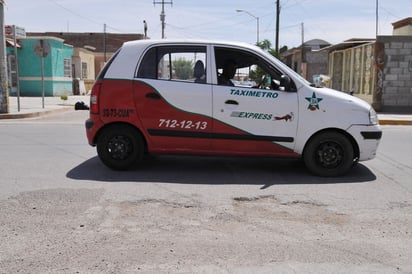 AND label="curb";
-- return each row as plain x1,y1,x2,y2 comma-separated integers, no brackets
378,119,412,126
0,107,72,120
